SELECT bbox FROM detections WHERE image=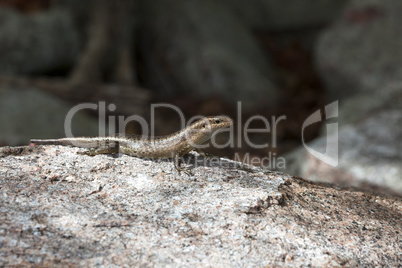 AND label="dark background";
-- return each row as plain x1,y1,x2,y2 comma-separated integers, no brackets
0,0,382,162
